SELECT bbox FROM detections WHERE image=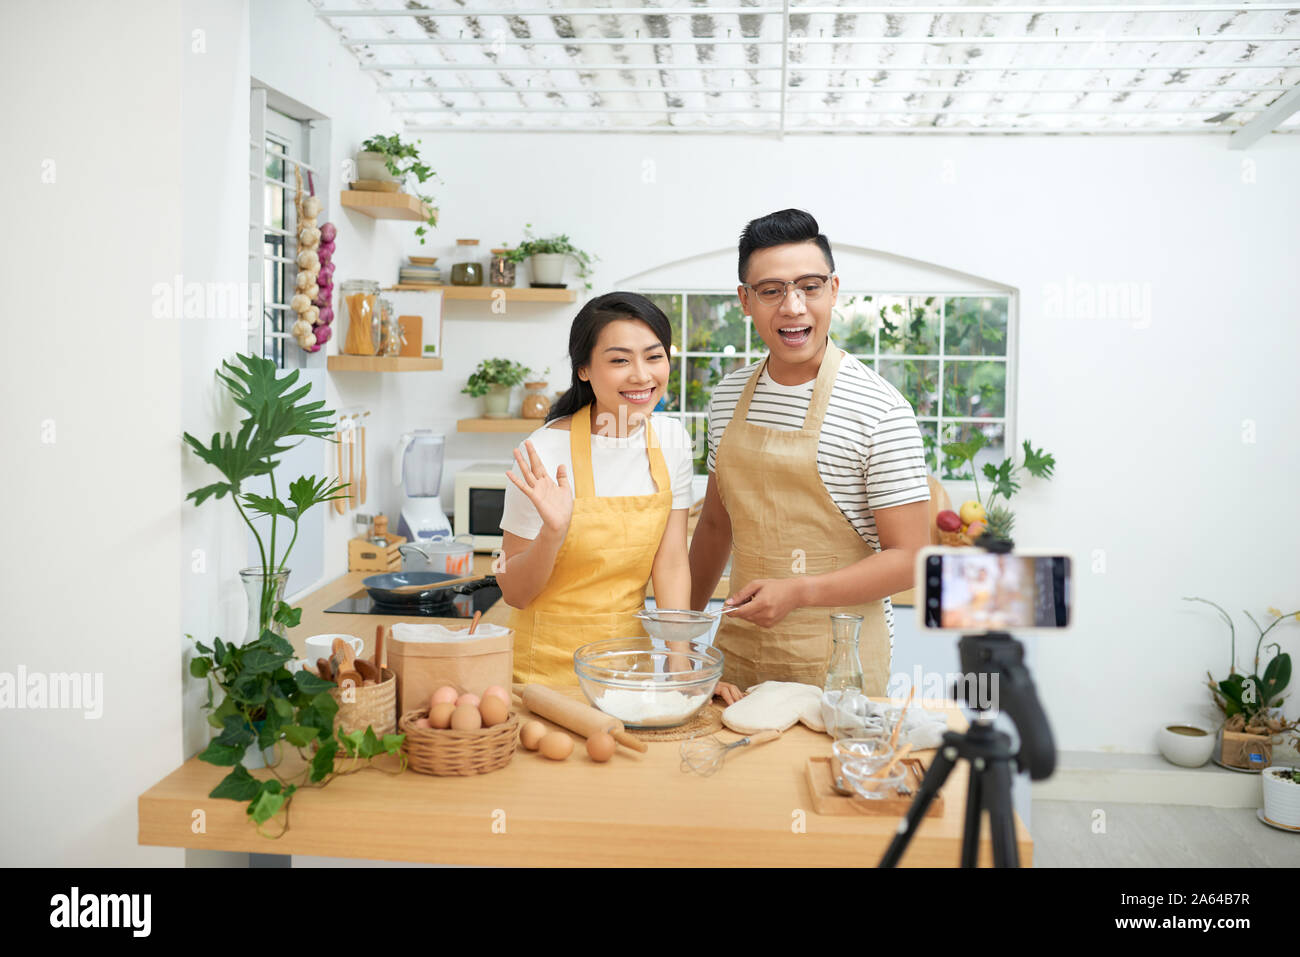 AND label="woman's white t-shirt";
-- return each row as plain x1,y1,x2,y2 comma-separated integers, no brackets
499,412,696,540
